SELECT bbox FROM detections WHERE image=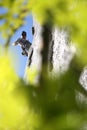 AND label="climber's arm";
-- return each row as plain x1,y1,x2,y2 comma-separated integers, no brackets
12,38,22,46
